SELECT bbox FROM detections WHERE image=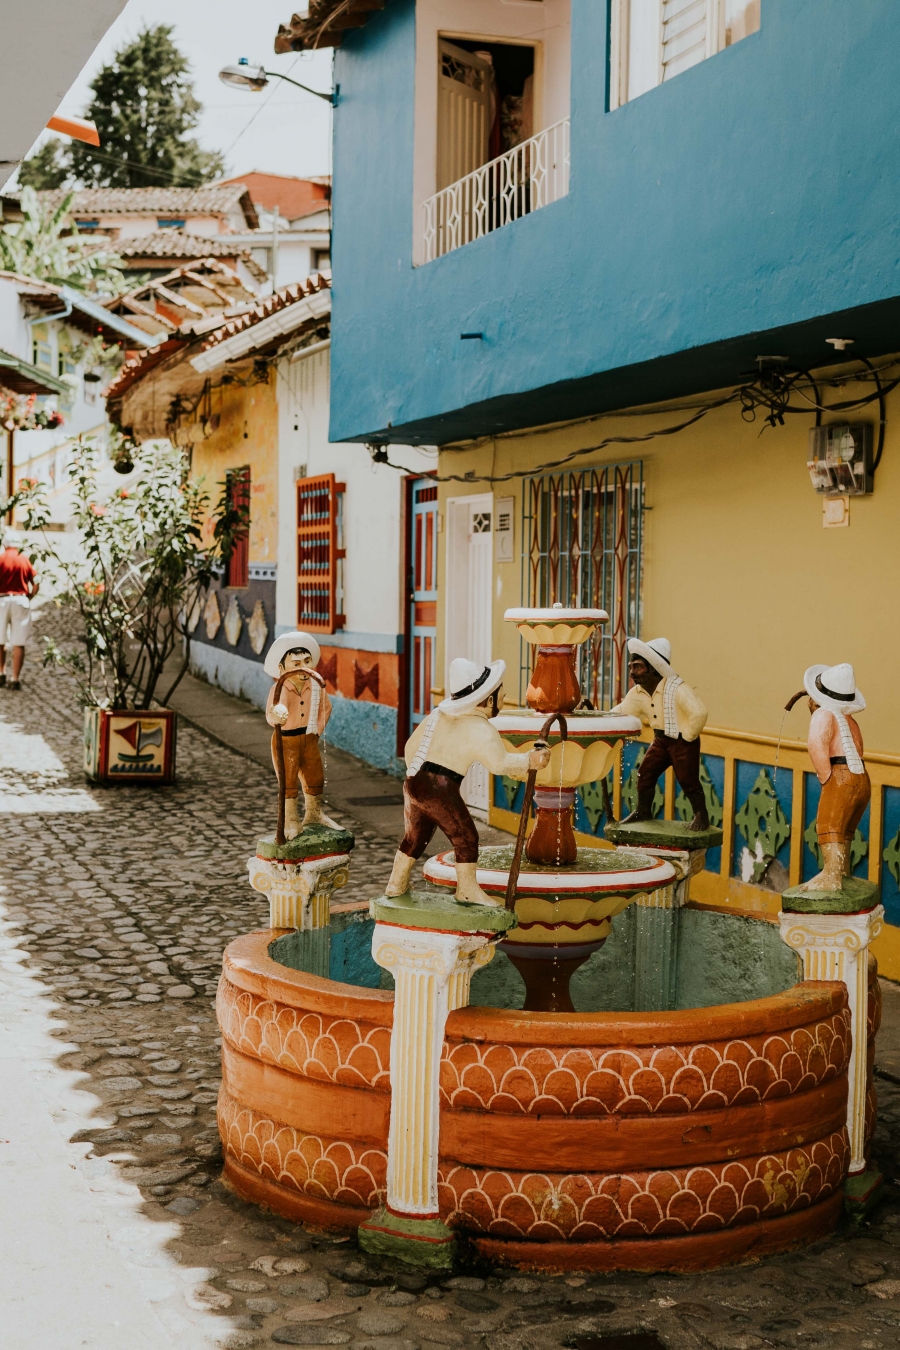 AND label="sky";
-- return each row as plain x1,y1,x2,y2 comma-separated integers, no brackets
26,0,334,183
